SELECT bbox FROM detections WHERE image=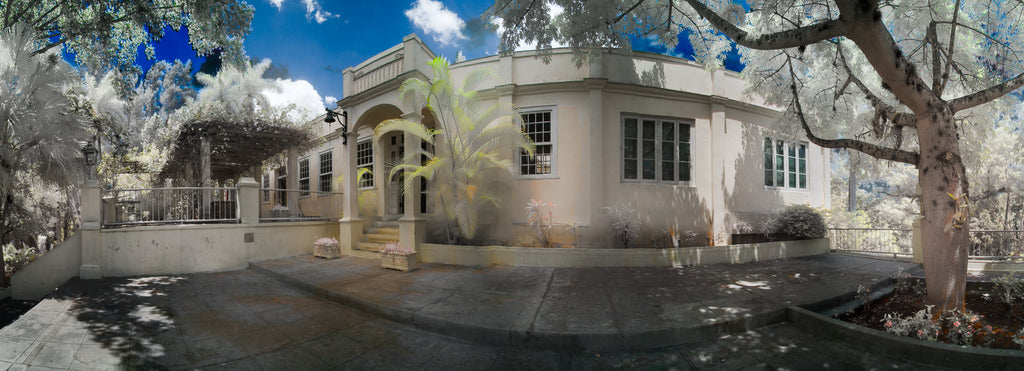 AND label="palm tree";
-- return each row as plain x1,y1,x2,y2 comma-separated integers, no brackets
0,24,89,285
194,59,275,115
375,57,534,244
